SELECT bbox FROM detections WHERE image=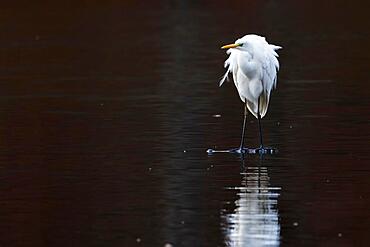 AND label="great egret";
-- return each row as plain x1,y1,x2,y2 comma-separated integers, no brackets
213,34,282,154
